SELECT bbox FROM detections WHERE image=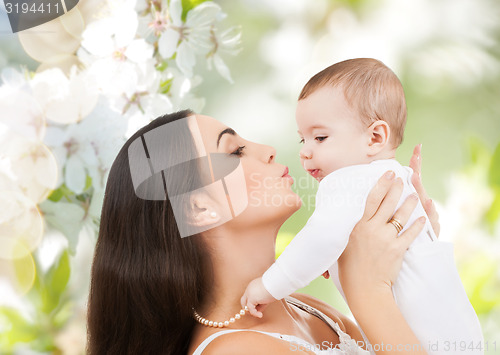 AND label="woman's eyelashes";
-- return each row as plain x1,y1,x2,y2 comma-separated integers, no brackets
231,145,246,156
